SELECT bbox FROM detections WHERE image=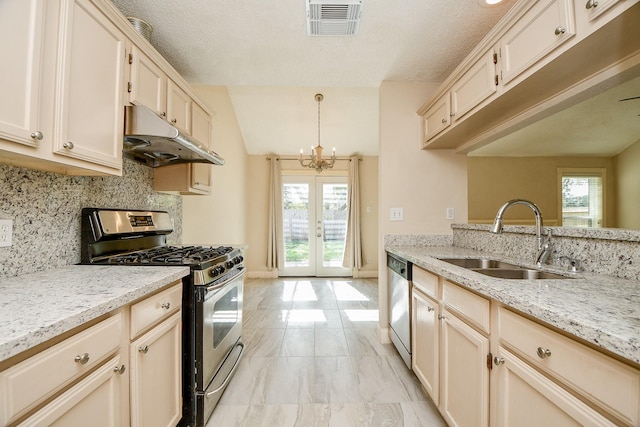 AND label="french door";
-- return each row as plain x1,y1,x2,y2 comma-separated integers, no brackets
280,175,351,277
